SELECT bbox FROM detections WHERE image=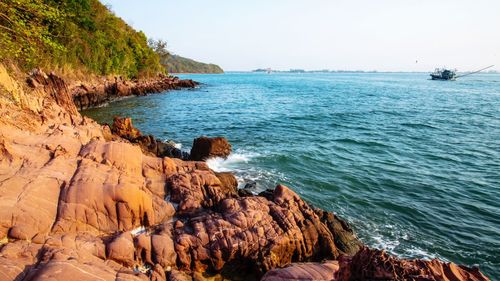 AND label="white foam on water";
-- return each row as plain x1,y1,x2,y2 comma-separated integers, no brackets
361,222,405,254
162,140,183,150
360,221,443,263
205,150,285,192
206,151,259,172
371,233,400,253
403,246,442,261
